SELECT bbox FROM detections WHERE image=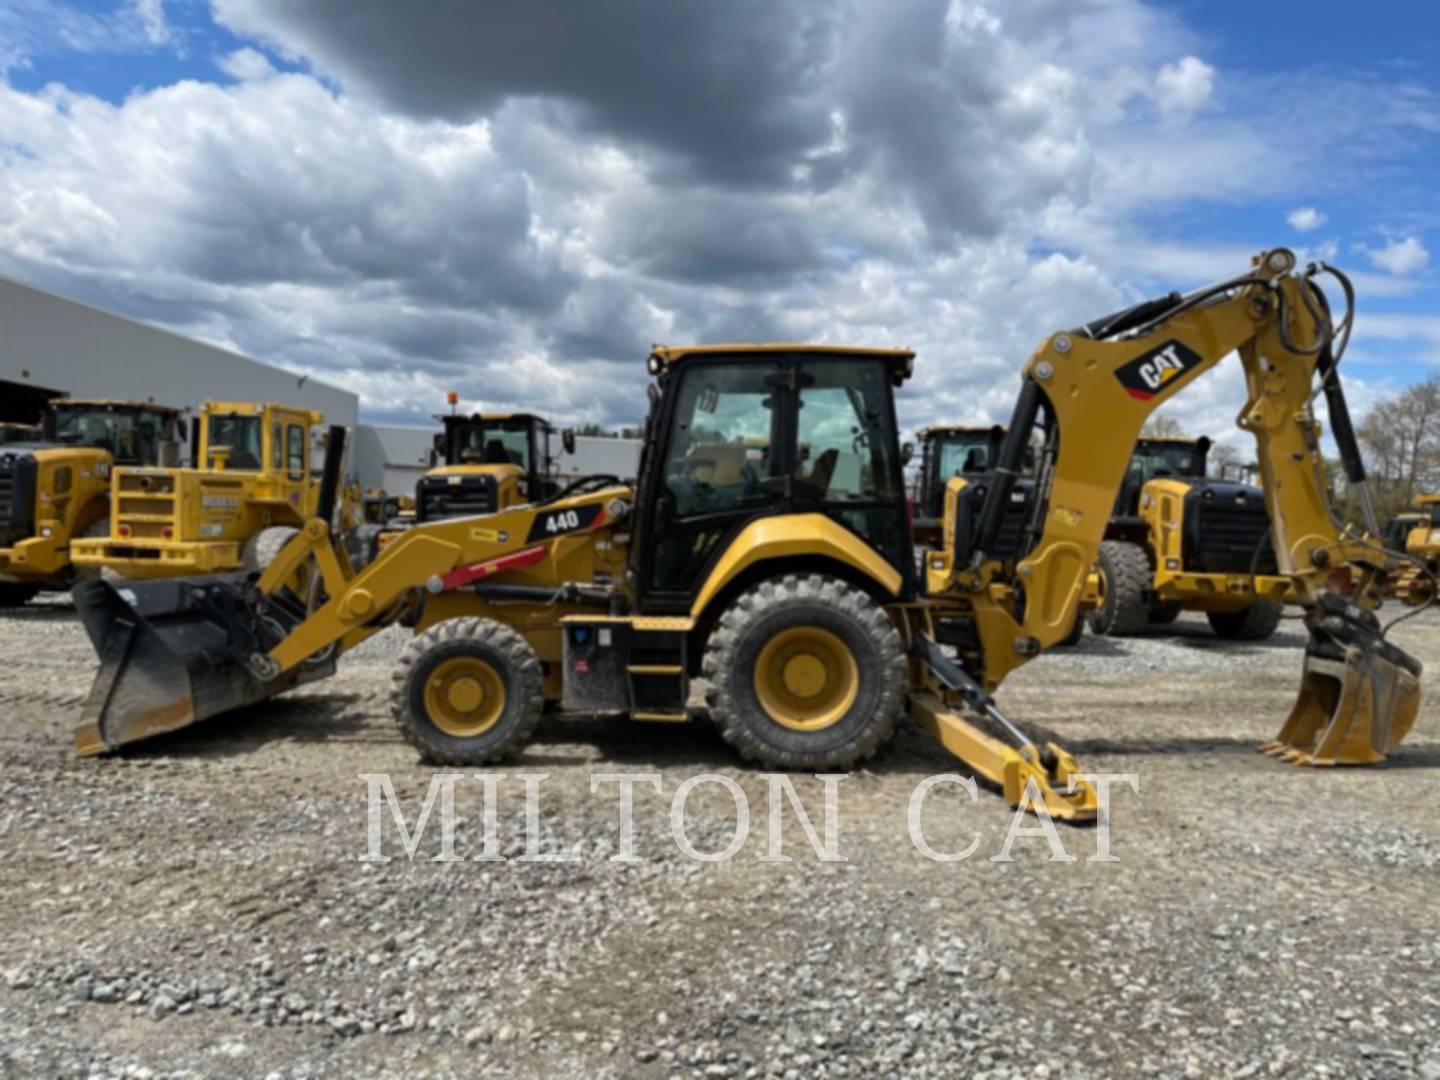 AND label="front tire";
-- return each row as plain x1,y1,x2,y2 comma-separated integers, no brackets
1207,600,1283,641
1088,540,1152,637
703,574,905,769
391,617,544,765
